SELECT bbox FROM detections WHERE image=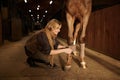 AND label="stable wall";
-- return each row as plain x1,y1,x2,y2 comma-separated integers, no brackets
0,13,2,45
86,4,120,60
